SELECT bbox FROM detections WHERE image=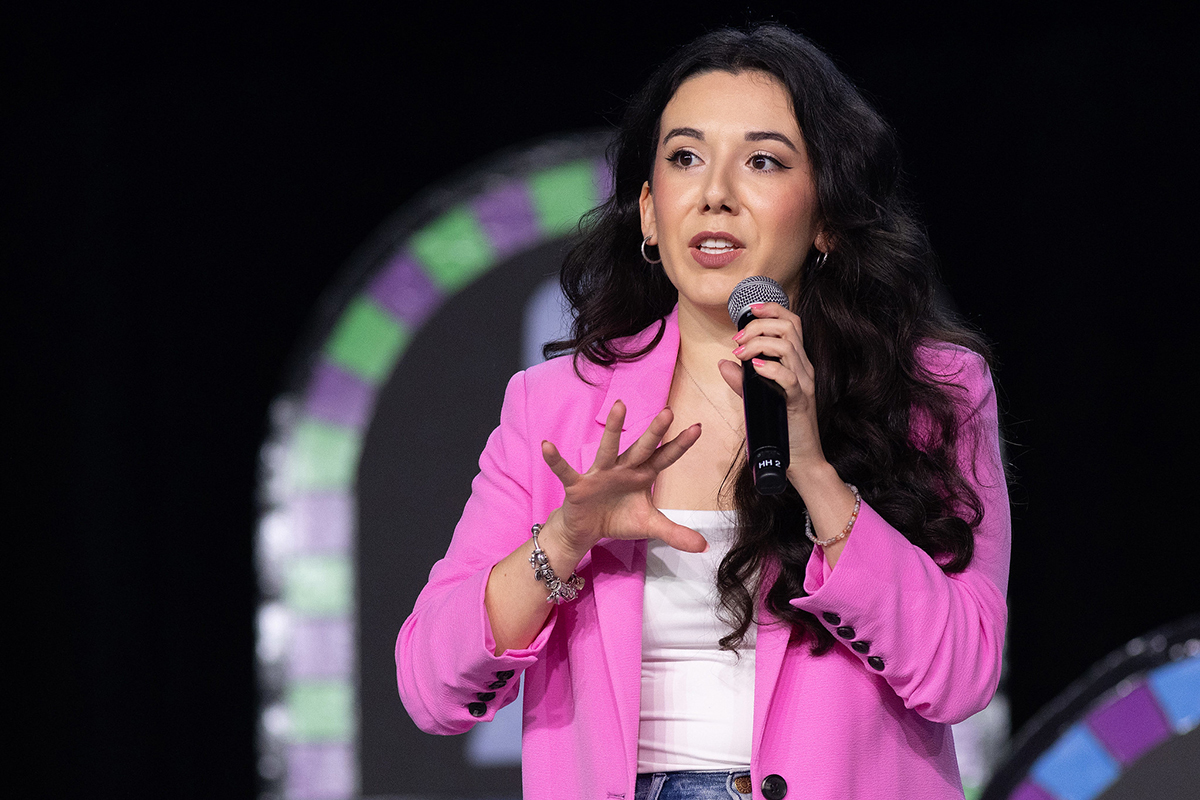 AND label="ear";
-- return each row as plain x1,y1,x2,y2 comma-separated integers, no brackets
639,182,656,244
814,227,833,255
